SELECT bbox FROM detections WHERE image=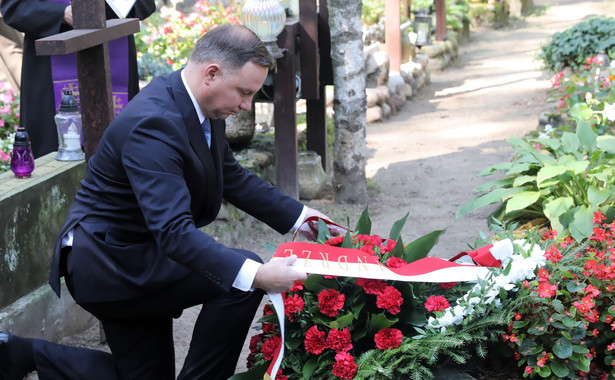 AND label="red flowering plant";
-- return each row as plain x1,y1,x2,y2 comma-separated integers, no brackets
504,211,615,379
0,81,19,173
135,0,240,80
234,207,529,380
